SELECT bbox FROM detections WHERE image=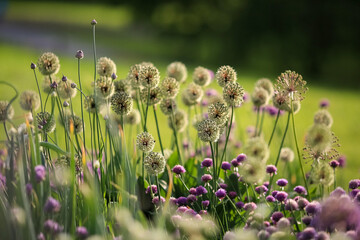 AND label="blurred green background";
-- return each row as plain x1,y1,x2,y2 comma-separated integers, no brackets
0,1,359,186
